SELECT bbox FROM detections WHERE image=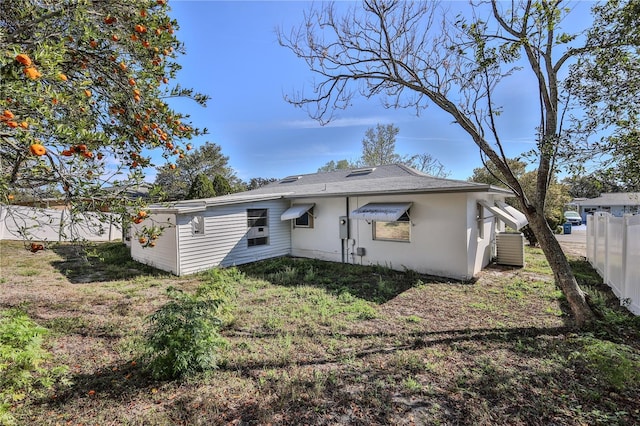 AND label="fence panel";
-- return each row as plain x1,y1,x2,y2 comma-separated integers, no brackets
0,205,122,242
586,215,595,262
624,216,640,315
586,212,640,316
594,213,607,276
605,217,624,297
